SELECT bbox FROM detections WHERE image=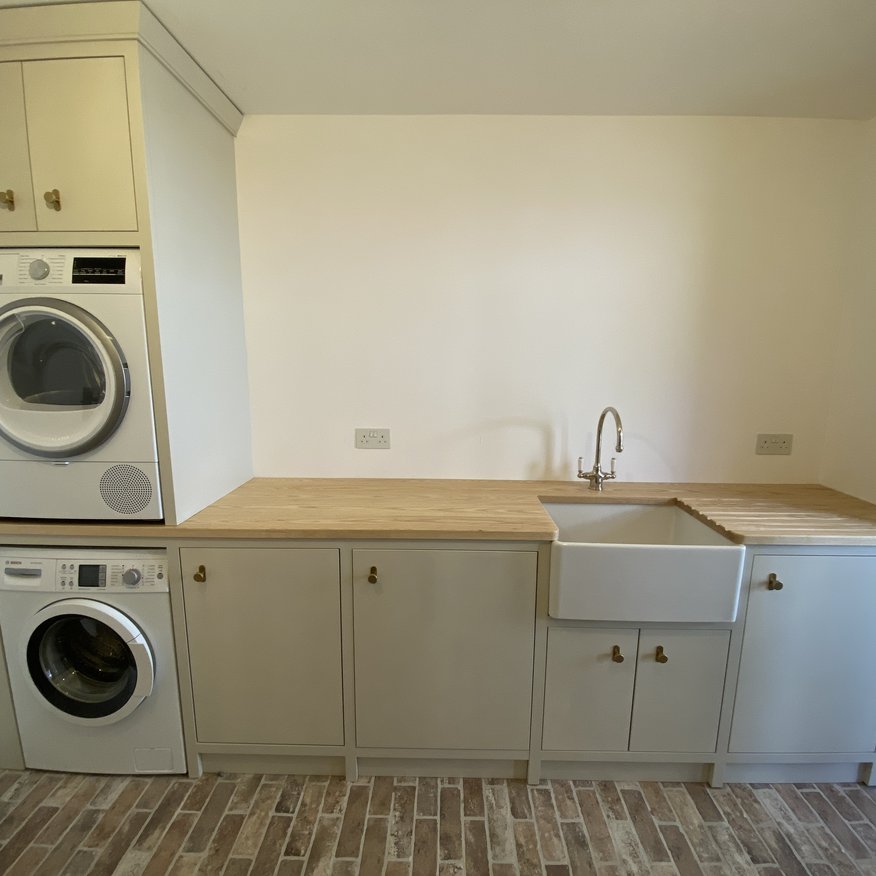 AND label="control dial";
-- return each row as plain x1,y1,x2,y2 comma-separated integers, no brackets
28,259,50,281
122,568,142,587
